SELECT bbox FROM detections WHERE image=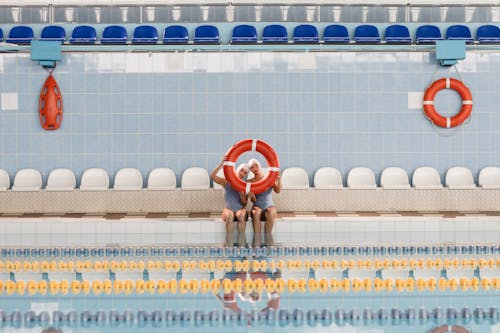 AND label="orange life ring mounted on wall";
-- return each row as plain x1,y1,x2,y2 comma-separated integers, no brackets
423,78,472,128
430,324,470,333
223,139,280,195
